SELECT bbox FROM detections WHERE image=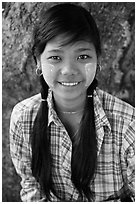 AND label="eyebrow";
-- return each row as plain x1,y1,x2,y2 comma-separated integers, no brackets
75,48,93,52
47,49,63,53
47,48,92,53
